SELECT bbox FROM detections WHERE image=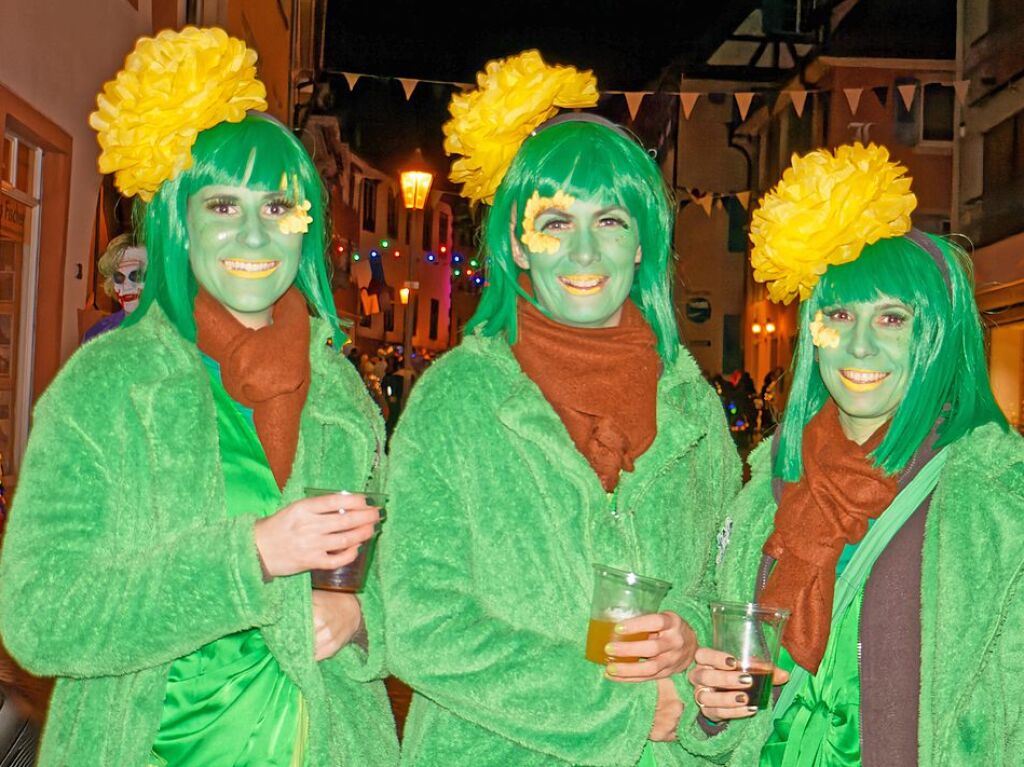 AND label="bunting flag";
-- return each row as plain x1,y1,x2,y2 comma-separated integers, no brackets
871,85,889,107
736,191,751,210
343,72,361,91
788,90,808,118
624,92,646,120
735,92,755,121
398,78,419,100
680,92,700,119
897,83,917,111
954,79,970,105
843,87,863,115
